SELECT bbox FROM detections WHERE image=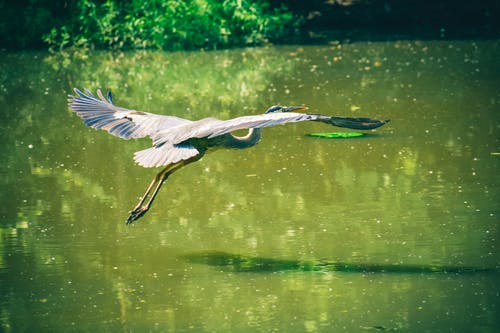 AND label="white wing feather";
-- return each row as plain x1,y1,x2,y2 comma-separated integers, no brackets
133,143,200,168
